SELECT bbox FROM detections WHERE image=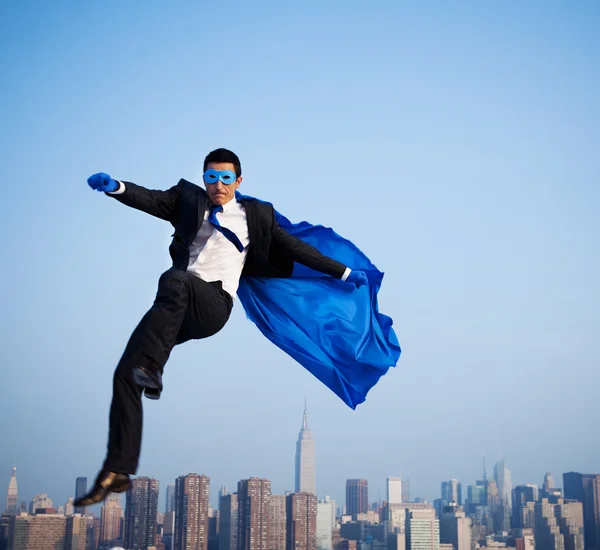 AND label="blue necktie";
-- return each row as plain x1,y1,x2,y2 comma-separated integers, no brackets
208,204,244,253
